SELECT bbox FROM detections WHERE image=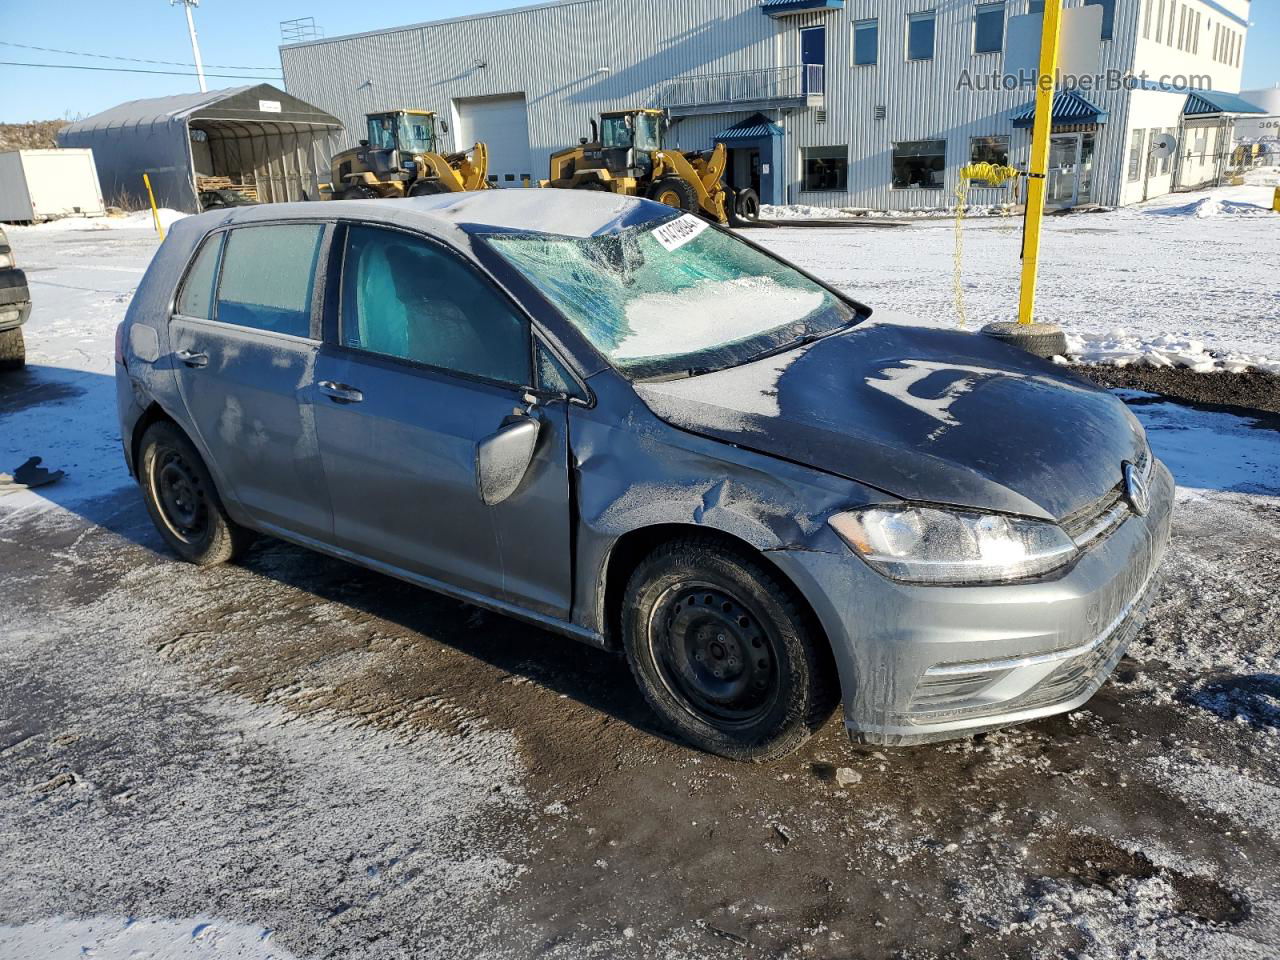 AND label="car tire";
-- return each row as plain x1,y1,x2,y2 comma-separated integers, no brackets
647,177,698,213
0,327,24,371
621,537,839,761
138,421,252,566
979,321,1069,359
